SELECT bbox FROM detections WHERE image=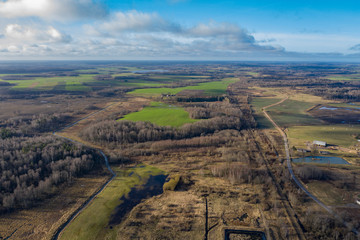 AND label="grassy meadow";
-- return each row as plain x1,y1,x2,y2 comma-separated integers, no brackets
120,102,198,127
128,78,239,96
60,165,165,240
